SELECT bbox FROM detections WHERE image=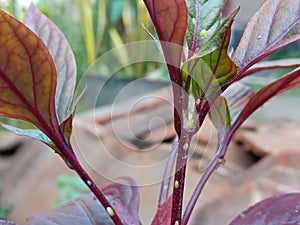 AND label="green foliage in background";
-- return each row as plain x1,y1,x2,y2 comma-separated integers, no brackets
0,0,162,82
54,175,90,207
37,0,161,81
